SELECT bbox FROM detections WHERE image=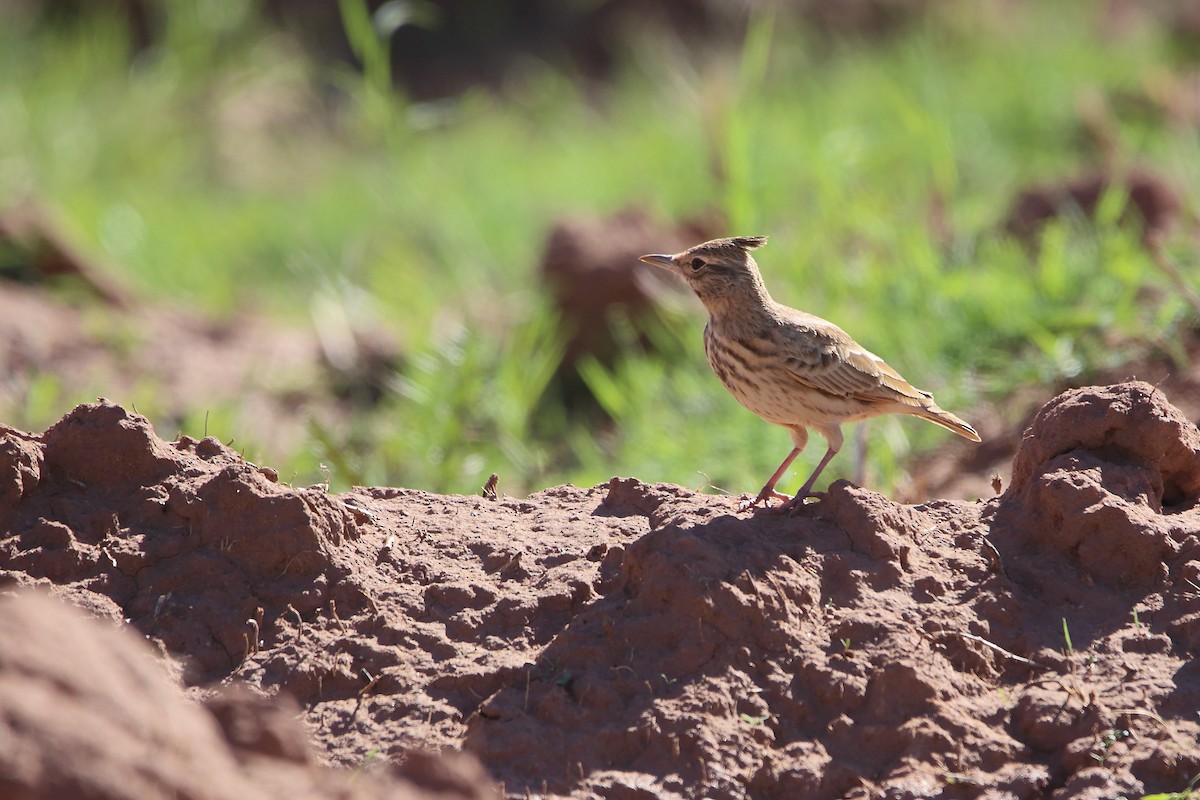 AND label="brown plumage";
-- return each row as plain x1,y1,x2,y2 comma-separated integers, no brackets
640,235,980,513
